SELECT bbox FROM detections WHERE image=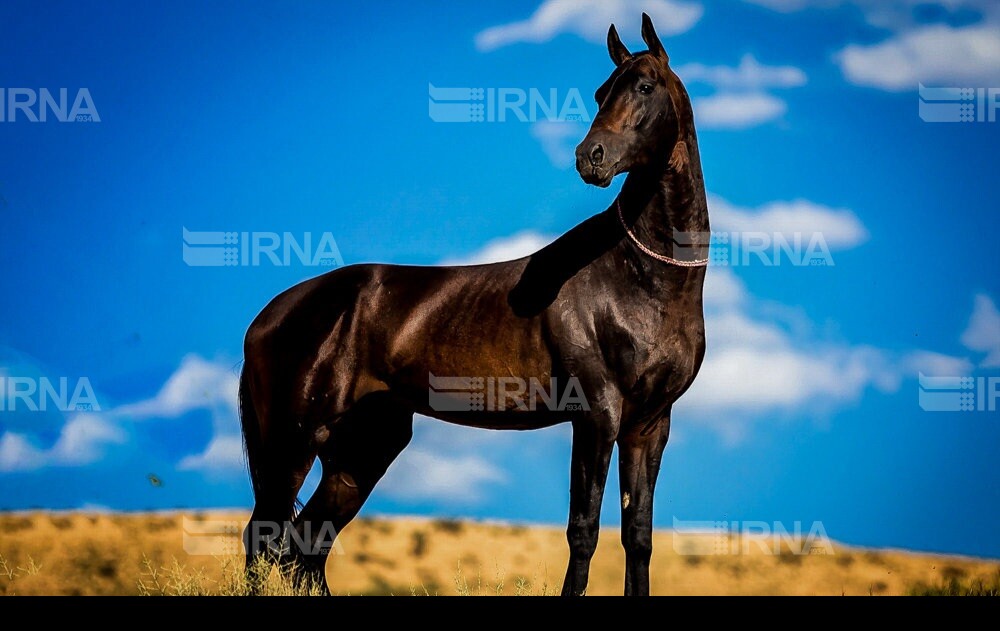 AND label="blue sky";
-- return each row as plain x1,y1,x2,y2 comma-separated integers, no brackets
1,0,999,558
